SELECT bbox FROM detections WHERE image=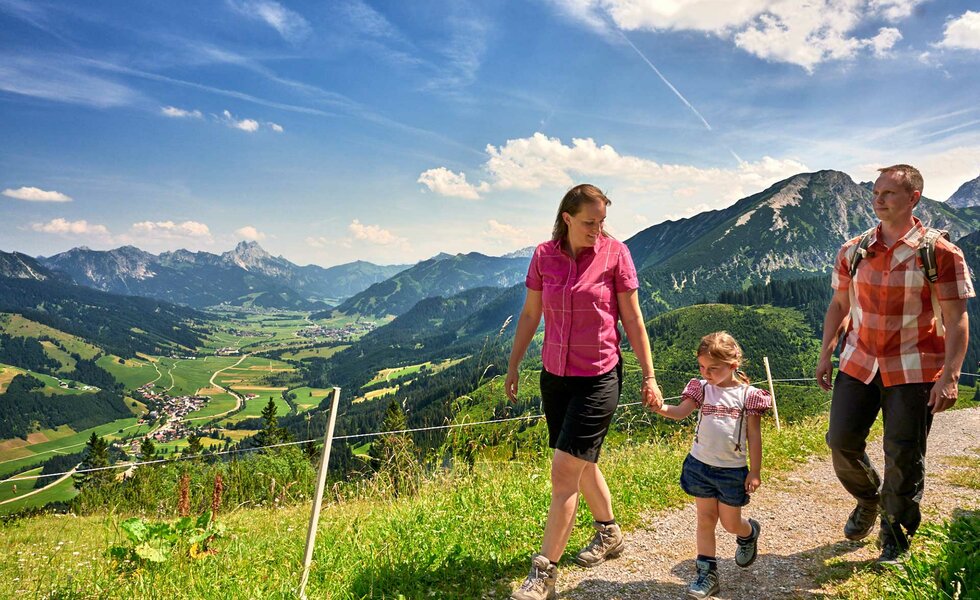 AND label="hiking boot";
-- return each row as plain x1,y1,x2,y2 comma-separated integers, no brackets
573,521,624,567
511,554,557,600
844,503,878,541
686,559,720,599
876,541,908,566
735,518,760,568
